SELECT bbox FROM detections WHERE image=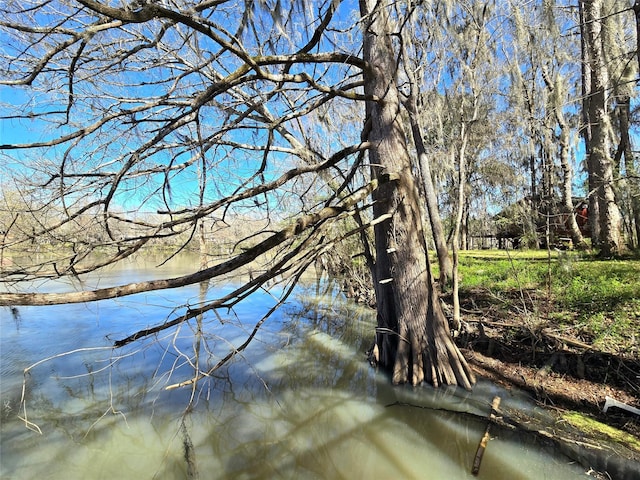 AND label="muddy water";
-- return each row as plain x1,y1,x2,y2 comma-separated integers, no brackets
1,256,591,479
